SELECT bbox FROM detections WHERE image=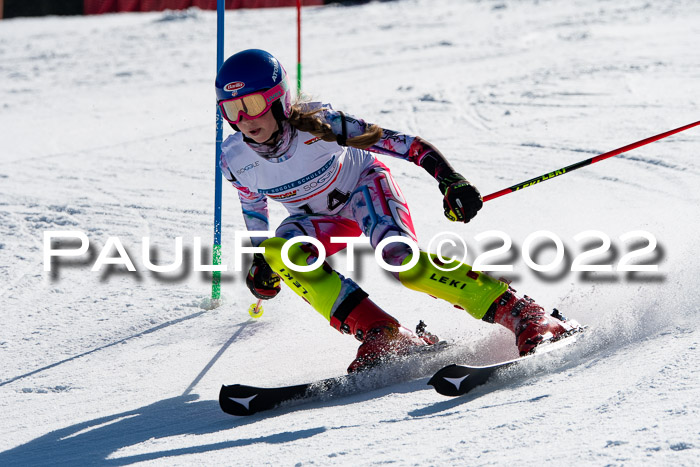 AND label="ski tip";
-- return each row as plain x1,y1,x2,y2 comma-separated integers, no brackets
219,384,258,417
428,365,471,397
